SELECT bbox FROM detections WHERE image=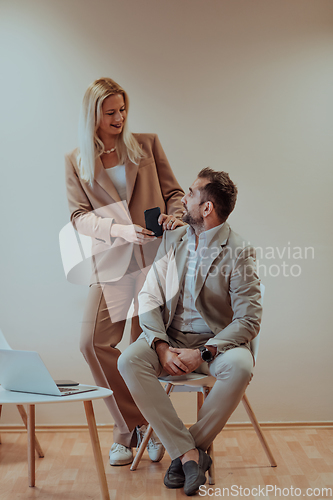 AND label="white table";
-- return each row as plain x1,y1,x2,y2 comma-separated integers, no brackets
0,385,112,500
